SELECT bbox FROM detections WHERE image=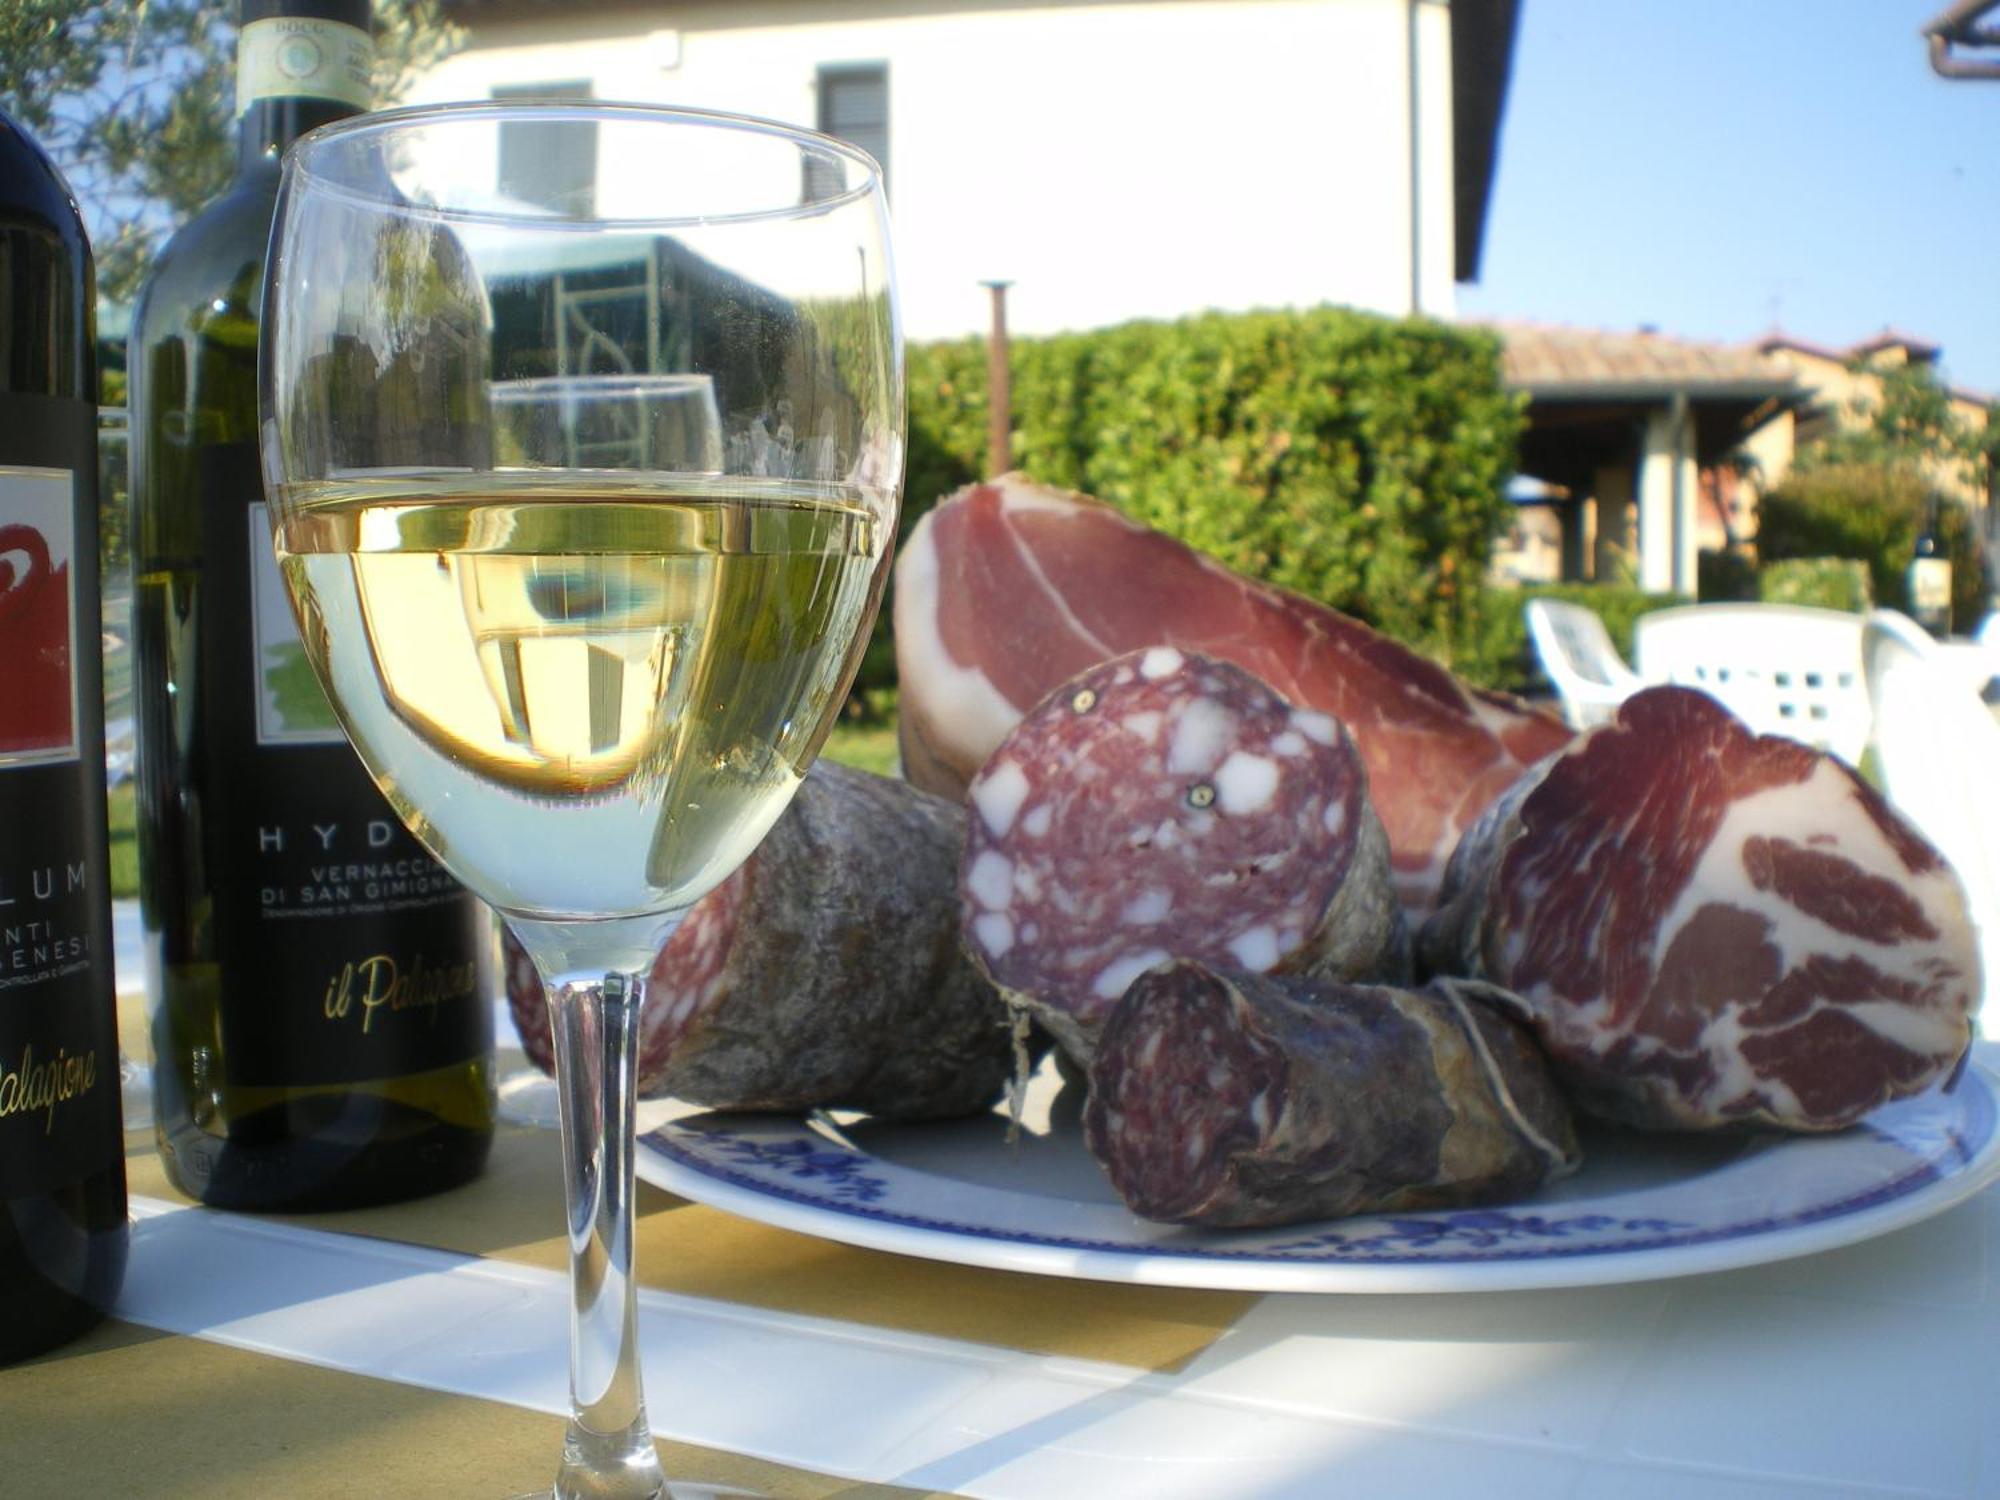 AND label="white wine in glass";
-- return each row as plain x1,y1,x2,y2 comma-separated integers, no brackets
261,103,901,1498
